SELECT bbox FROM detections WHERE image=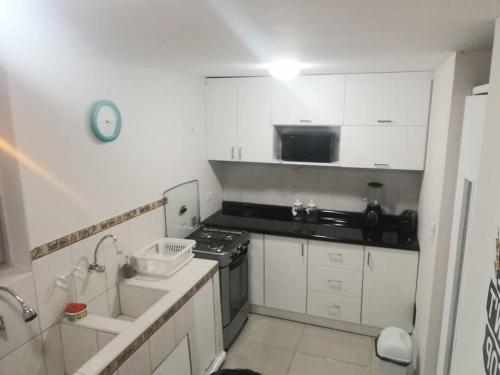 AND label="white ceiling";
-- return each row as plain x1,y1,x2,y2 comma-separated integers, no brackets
22,0,500,76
